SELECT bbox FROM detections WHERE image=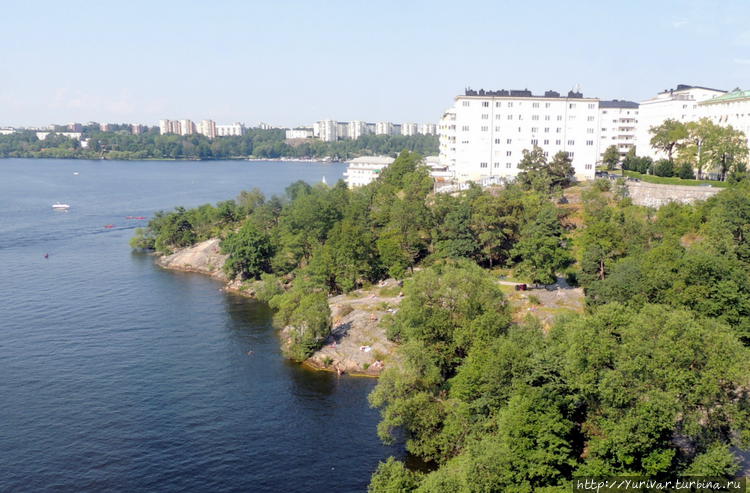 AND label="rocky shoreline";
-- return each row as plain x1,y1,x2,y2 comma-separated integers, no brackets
155,239,398,376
